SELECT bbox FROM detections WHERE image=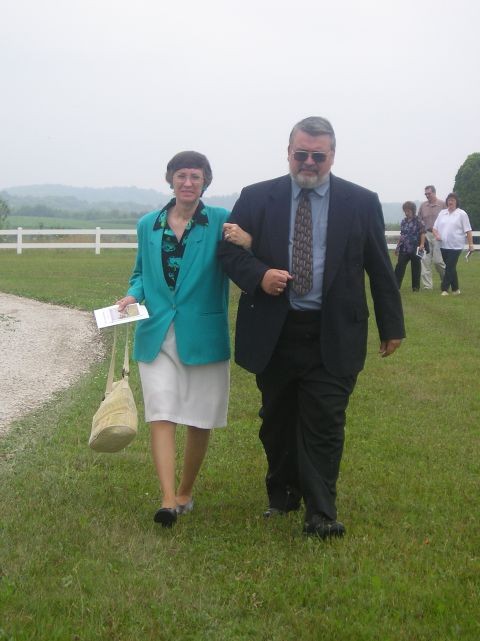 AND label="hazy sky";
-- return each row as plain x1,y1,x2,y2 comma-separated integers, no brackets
2,0,479,203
